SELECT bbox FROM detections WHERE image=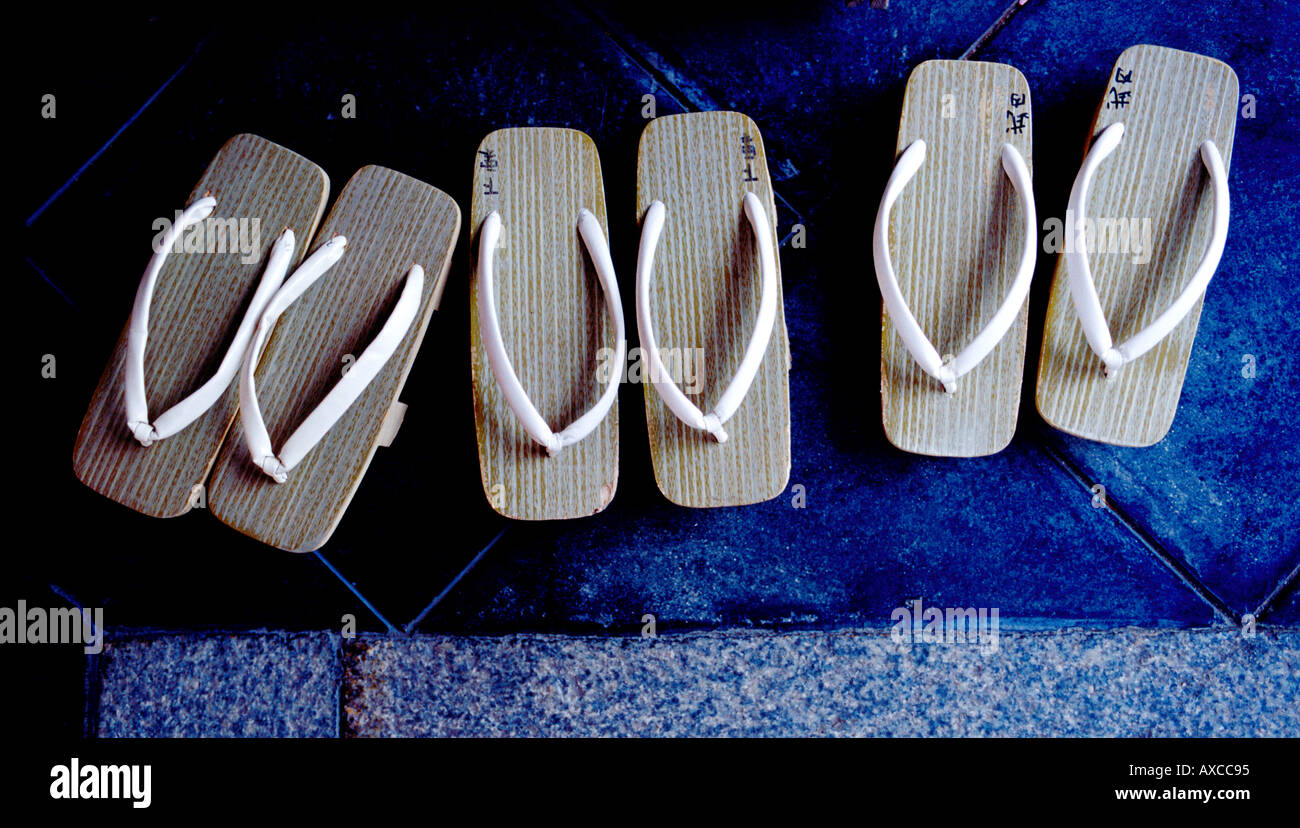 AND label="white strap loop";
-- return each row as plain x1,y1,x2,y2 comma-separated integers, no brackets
240,236,425,483
635,192,778,443
477,209,626,457
125,196,293,446
872,140,1038,394
1065,122,1230,377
